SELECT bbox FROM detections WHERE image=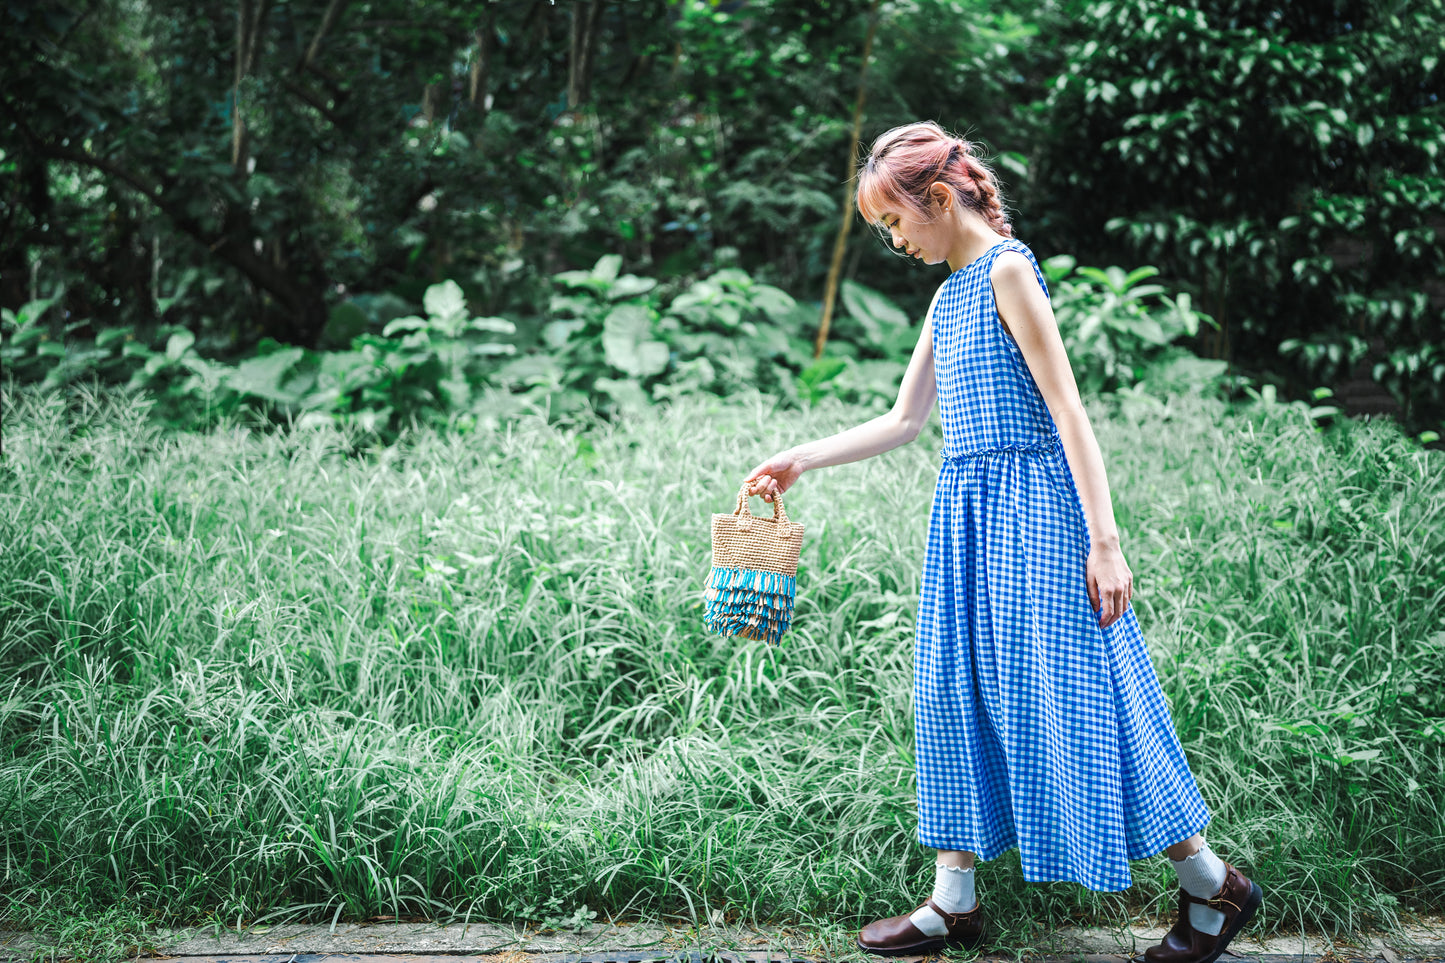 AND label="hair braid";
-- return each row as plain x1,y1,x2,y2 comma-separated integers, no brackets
955,139,1013,238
